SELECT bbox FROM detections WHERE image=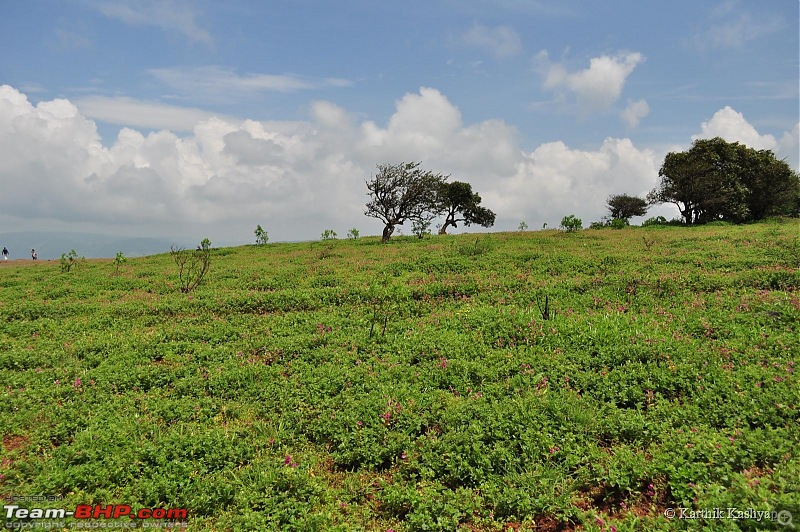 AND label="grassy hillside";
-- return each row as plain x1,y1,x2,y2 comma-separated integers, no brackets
1,221,799,531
